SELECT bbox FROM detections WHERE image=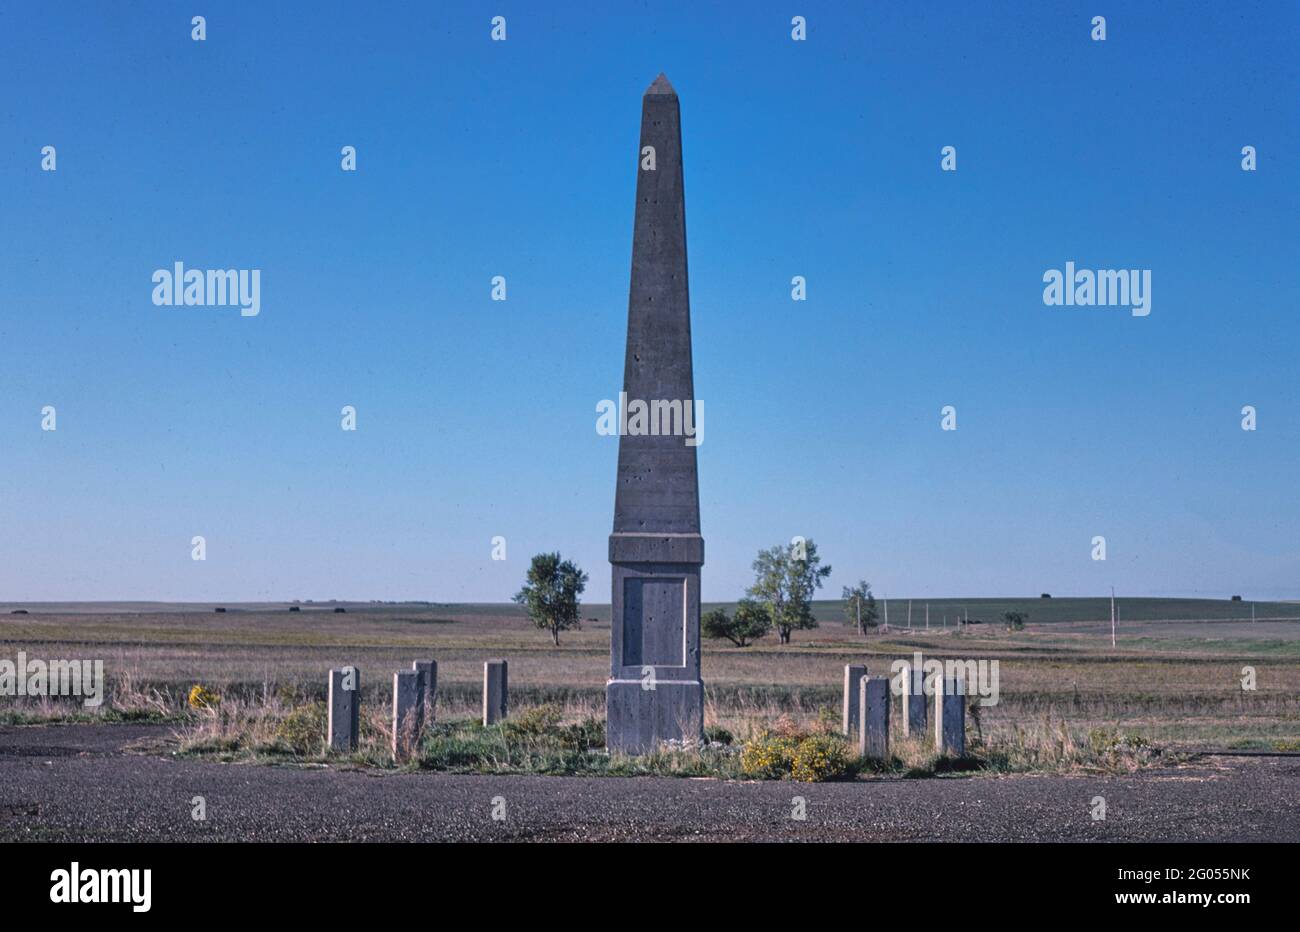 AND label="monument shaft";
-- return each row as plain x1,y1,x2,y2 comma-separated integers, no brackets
607,74,705,753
